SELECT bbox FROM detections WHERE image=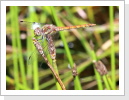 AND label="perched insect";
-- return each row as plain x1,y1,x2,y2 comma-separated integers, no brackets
32,22,96,60
20,21,96,64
